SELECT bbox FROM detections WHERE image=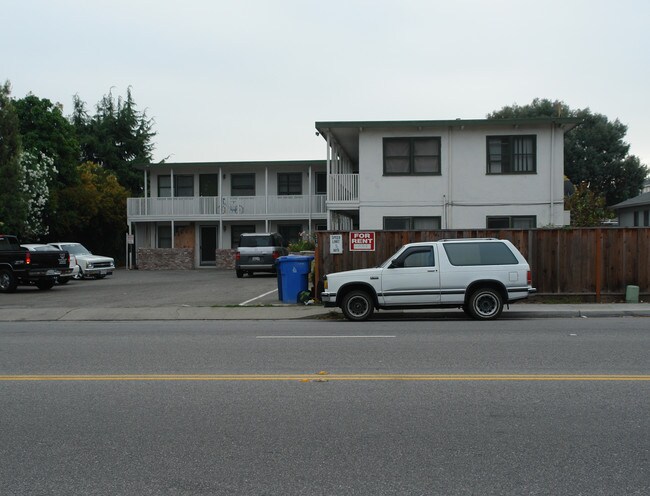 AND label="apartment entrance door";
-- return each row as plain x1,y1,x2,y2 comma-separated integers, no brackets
200,226,217,266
